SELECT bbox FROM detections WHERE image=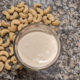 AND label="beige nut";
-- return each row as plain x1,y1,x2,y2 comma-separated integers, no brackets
0,51,9,57
18,24,24,31
8,6,15,14
36,8,43,16
17,1,25,8
0,46,4,50
8,46,14,56
34,3,41,10
23,22,28,27
29,9,37,17
5,59,11,70
0,29,9,37
2,11,10,19
1,20,10,27
0,56,7,62
52,20,60,26
47,14,54,21
0,62,4,72
11,56,17,64
27,13,33,23
19,13,27,18
0,37,3,45
8,26,17,32
23,5,28,13
20,18,27,23
2,38,10,48
10,12,18,20
15,7,24,12
44,6,51,15
9,32,16,42
33,14,42,23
